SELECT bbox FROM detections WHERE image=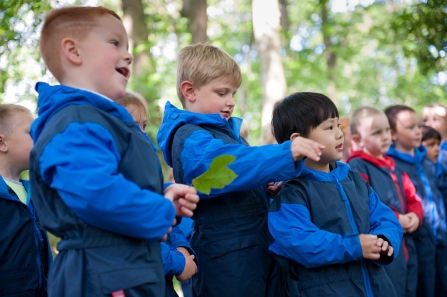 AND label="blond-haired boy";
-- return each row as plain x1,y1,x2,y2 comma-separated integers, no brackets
30,6,198,296
157,44,324,297
347,106,423,297
0,104,52,296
